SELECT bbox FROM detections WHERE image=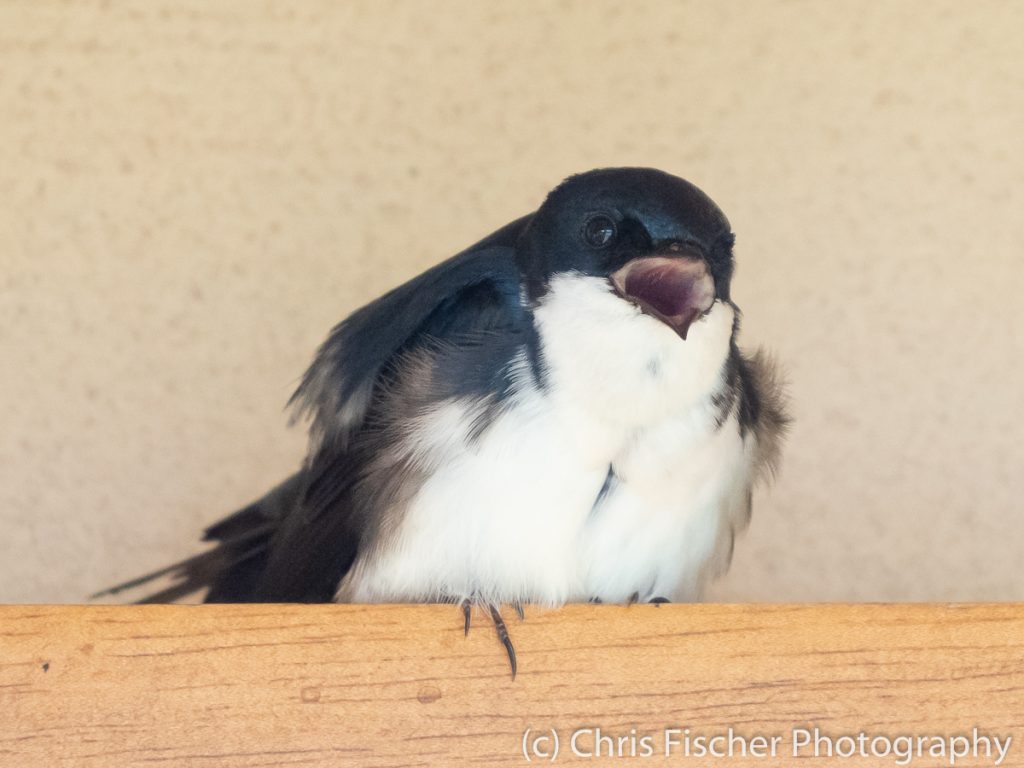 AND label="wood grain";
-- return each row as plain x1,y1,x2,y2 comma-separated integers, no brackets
1,604,1021,766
